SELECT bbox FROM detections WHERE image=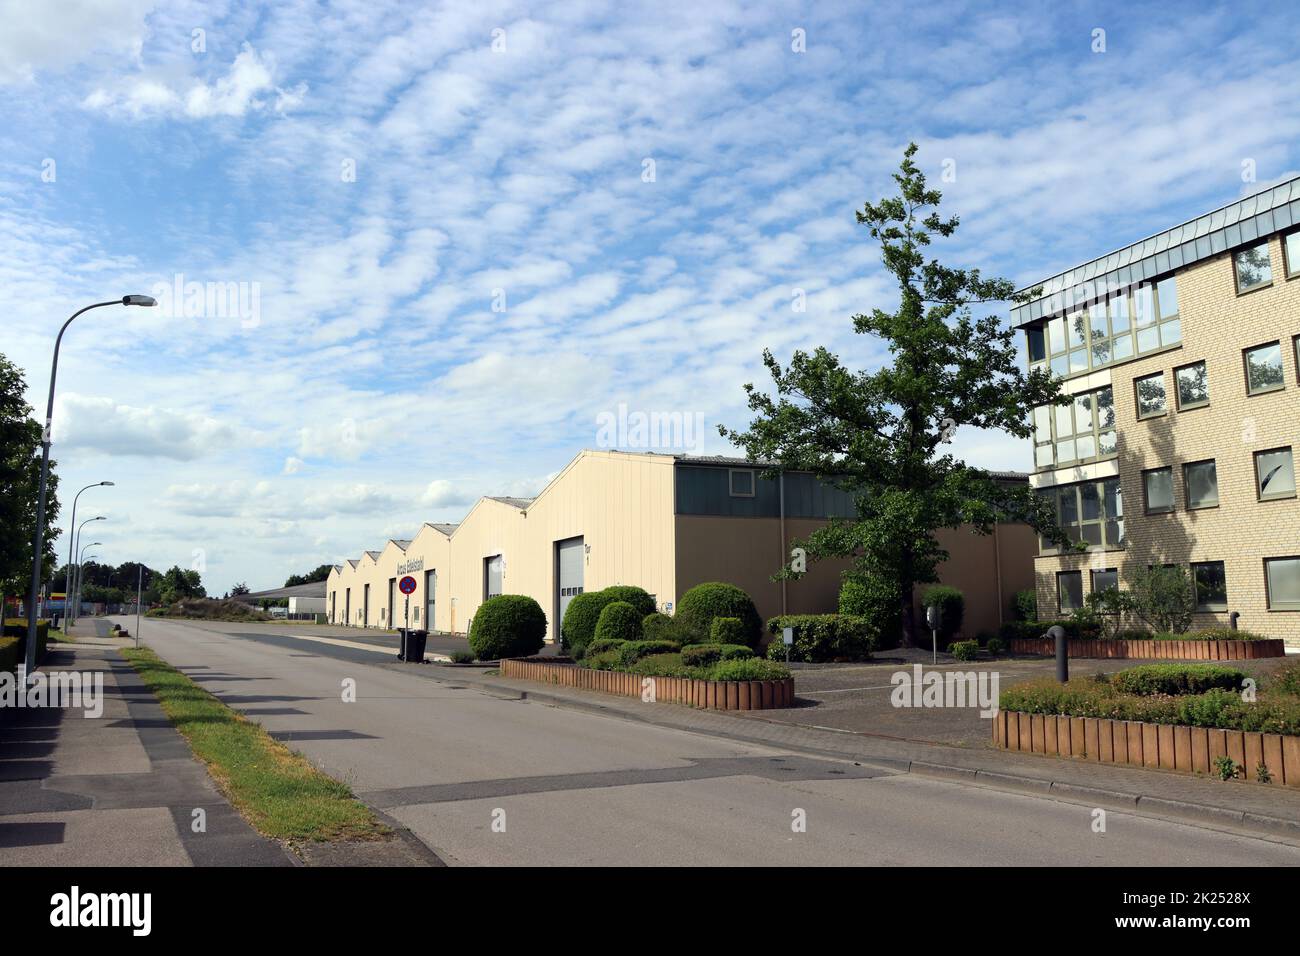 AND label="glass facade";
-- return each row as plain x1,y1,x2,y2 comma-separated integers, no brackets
1038,477,1124,552
1030,386,1115,471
